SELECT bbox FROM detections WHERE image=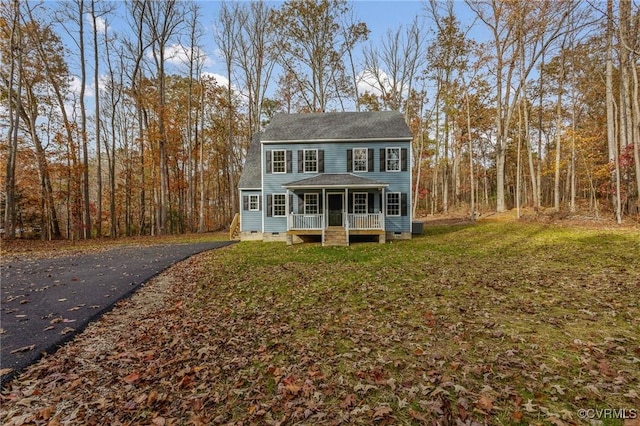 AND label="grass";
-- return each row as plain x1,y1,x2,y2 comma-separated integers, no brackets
187,221,639,424
1,220,638,425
